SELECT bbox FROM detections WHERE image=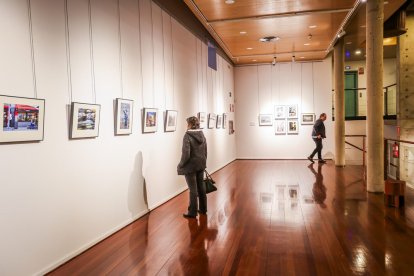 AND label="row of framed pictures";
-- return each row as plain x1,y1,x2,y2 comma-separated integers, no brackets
1,95,231,143
259,112,316,127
